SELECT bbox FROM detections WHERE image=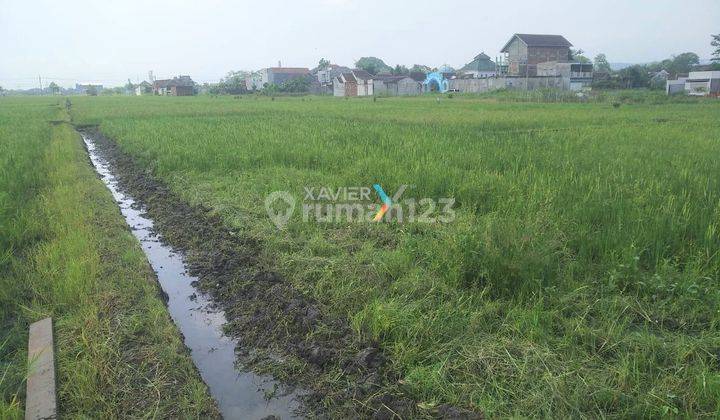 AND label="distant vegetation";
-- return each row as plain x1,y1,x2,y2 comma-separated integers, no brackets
591,34,720,90
355,56,393,75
